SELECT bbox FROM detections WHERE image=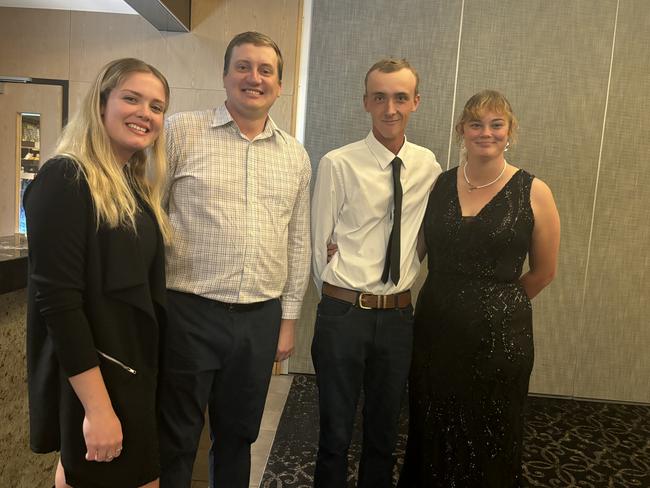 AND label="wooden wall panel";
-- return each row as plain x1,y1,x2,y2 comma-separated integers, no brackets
0,7,70,79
